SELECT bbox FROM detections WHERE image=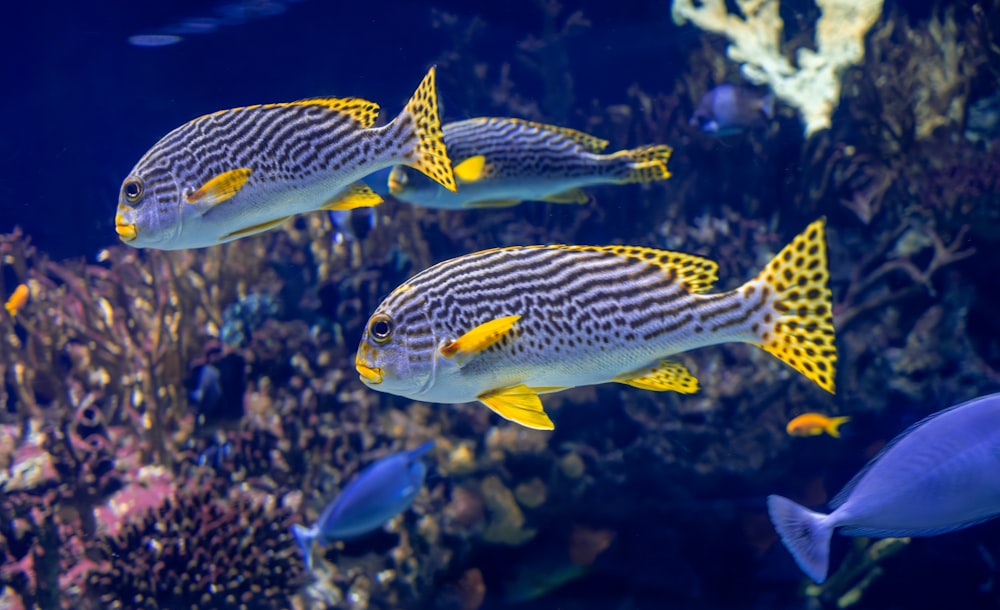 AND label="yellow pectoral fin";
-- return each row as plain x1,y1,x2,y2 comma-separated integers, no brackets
219,215,292,241
439,315,521,363
453,155,488,183
187,168,252,206
541,188,589,205
320,183,384,211
478,385,555,430
614,359,699,393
